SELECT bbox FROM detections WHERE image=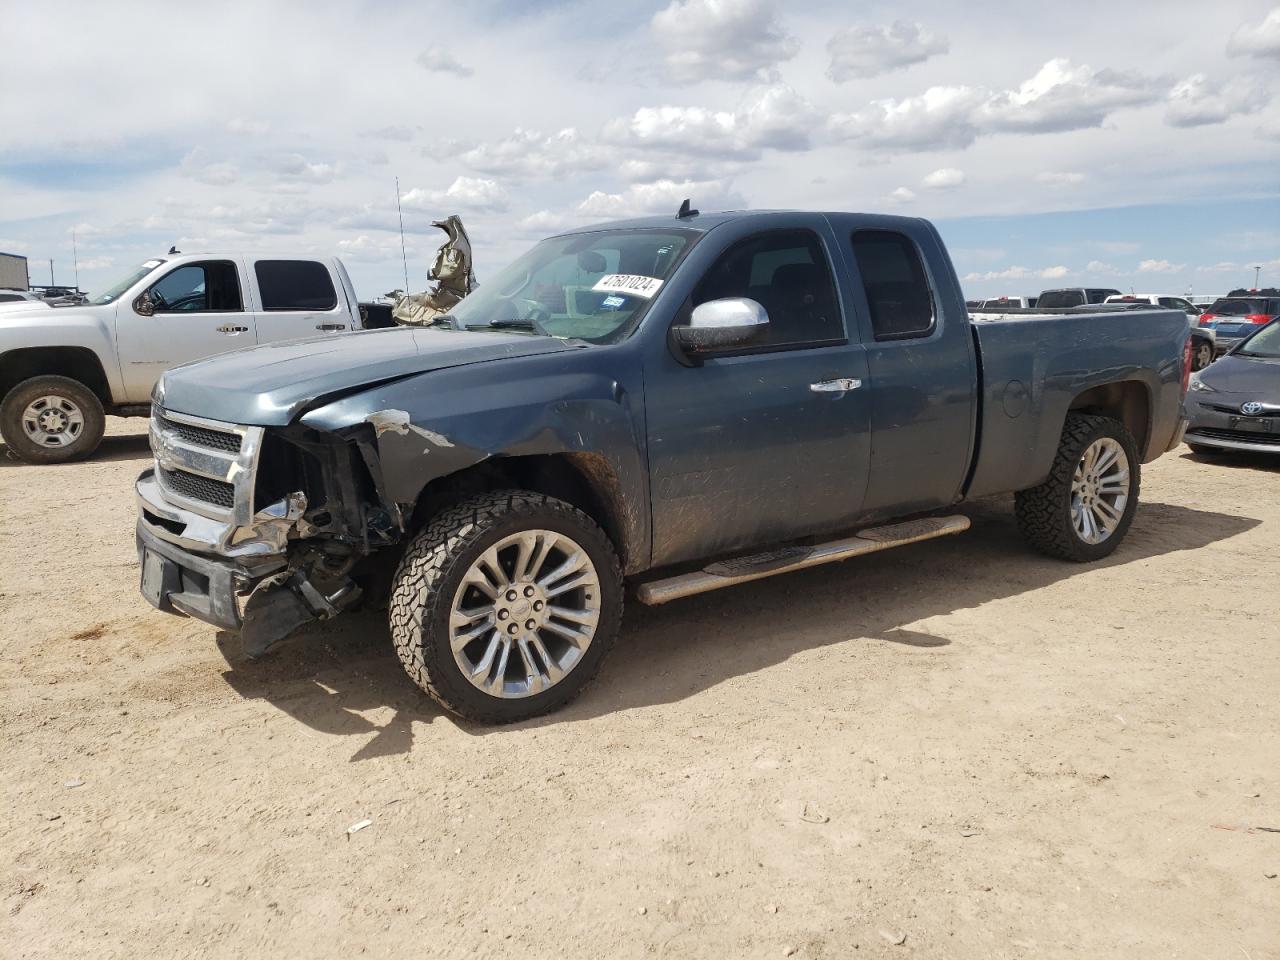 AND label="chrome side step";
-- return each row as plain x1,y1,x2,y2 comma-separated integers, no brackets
635,515,971,605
